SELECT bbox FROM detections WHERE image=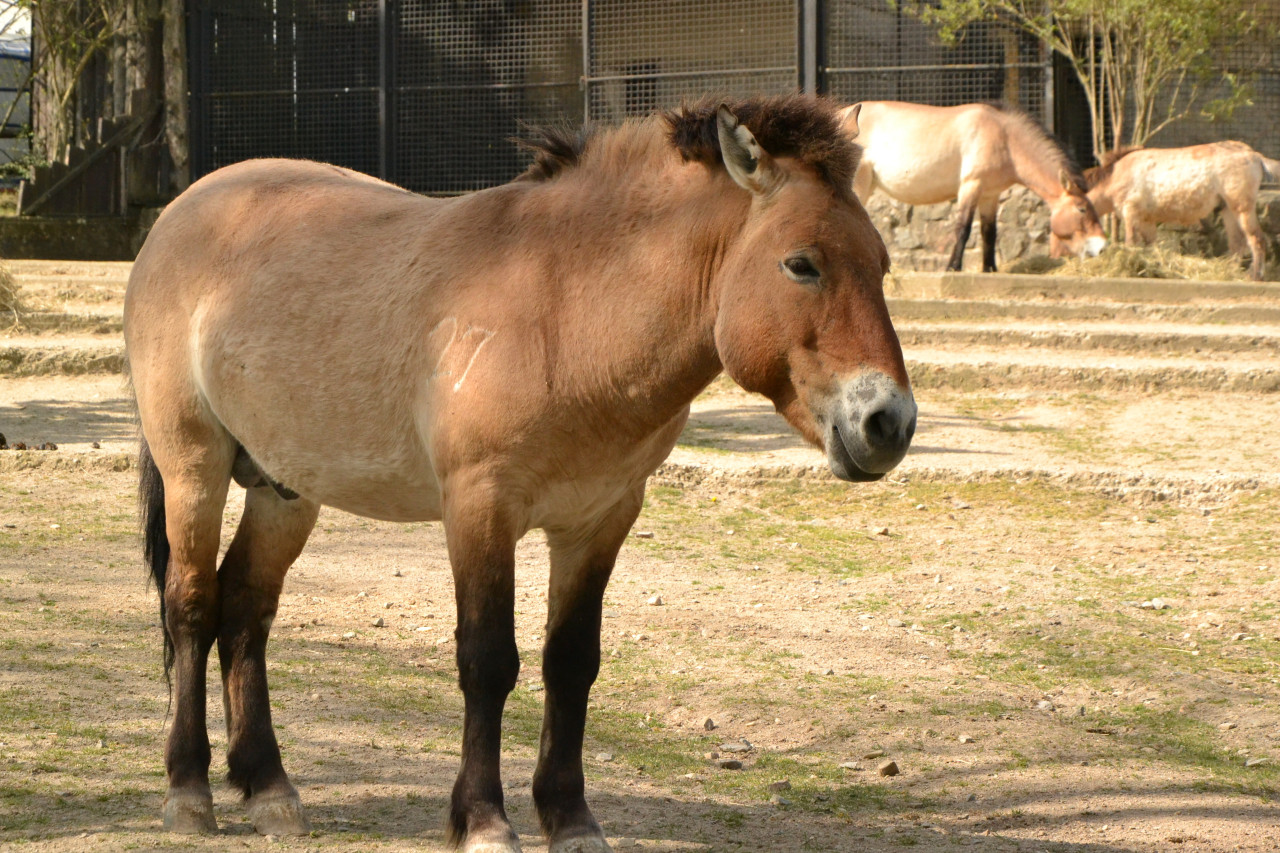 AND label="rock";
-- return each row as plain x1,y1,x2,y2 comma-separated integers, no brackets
704,751,720,760
703,718,717,731
356,591,367,598
958,734,975,744
877,760,900,777
634,531,654,539
372,617,385,628
839,762,862,771
822,668,835,676
873,526,890,536
96,739,105,749
1246,757,1269,767
1219,722,1238,731
1036,700,1055,712
720,741,752,753
393,569,403,577
596,752,614,762
91,441,100,449
718,759,743,770
528,683,544,692
767,780,791,792
887,619,906,628
863,749,885,760
647,595,663,606
769,794,791,806
342,631,356,639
